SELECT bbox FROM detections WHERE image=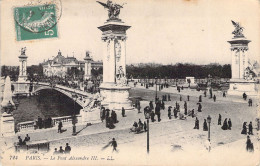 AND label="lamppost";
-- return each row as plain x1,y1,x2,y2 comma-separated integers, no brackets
72,93,77,136
145,110,151,154
155,77,158,102
207,115,212,152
